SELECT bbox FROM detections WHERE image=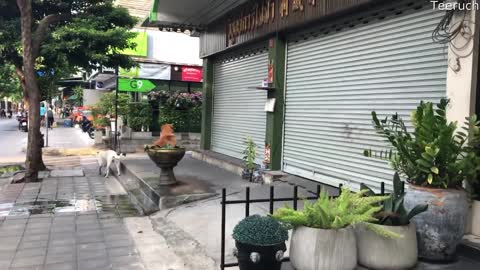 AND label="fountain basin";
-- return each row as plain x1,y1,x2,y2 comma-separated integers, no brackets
145,147,186,185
